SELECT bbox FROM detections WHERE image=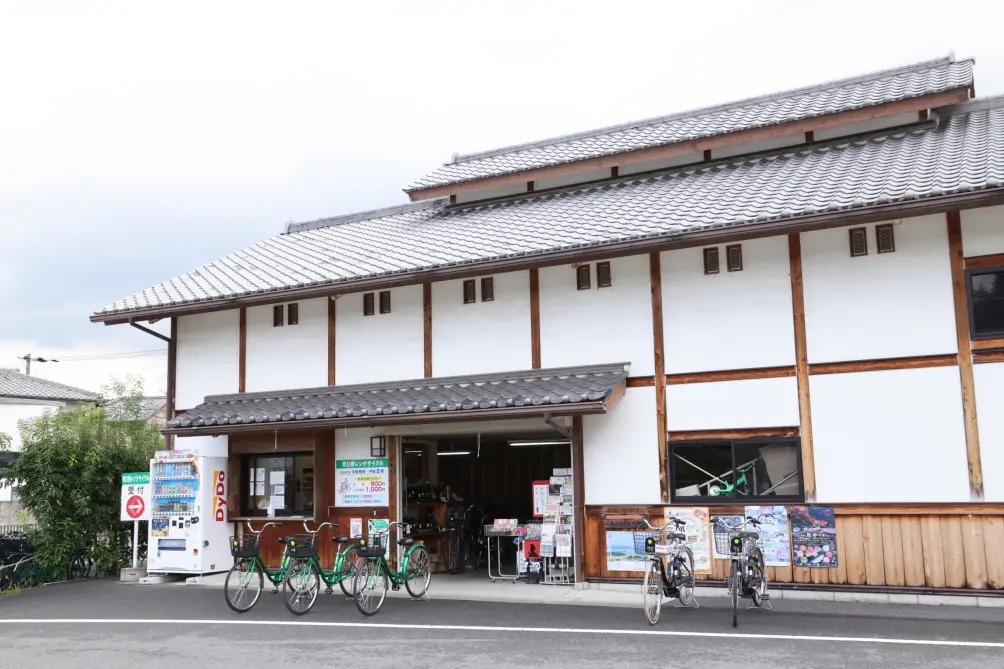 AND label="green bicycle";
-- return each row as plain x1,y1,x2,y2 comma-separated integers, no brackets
352,521,432,616
282,520,364,616
224,521,295,613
